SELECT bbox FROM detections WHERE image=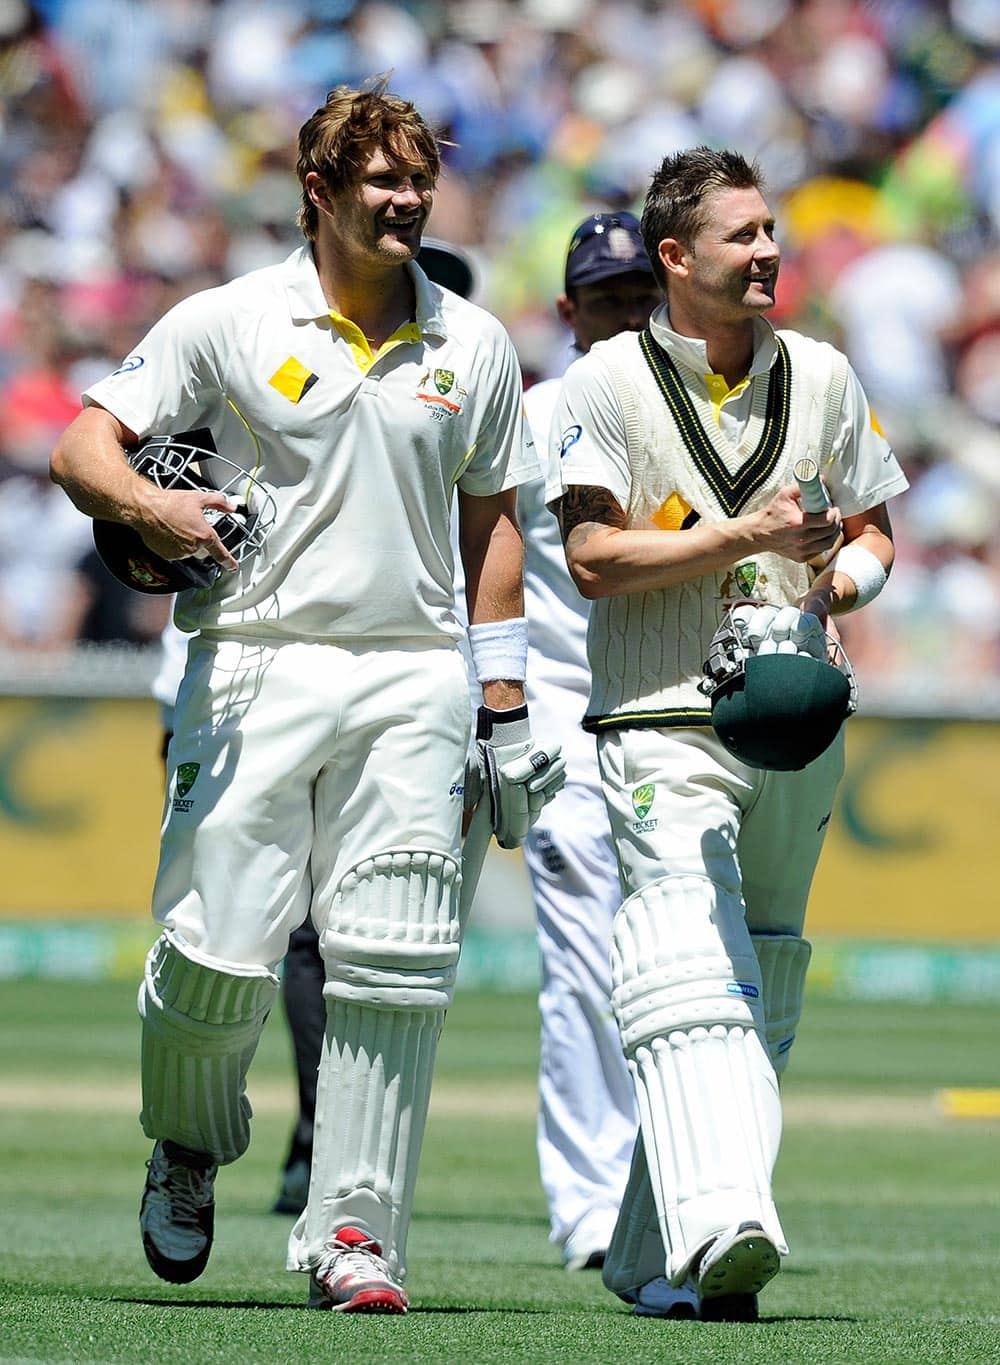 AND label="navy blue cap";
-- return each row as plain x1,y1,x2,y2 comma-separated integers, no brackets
564,212,653,290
